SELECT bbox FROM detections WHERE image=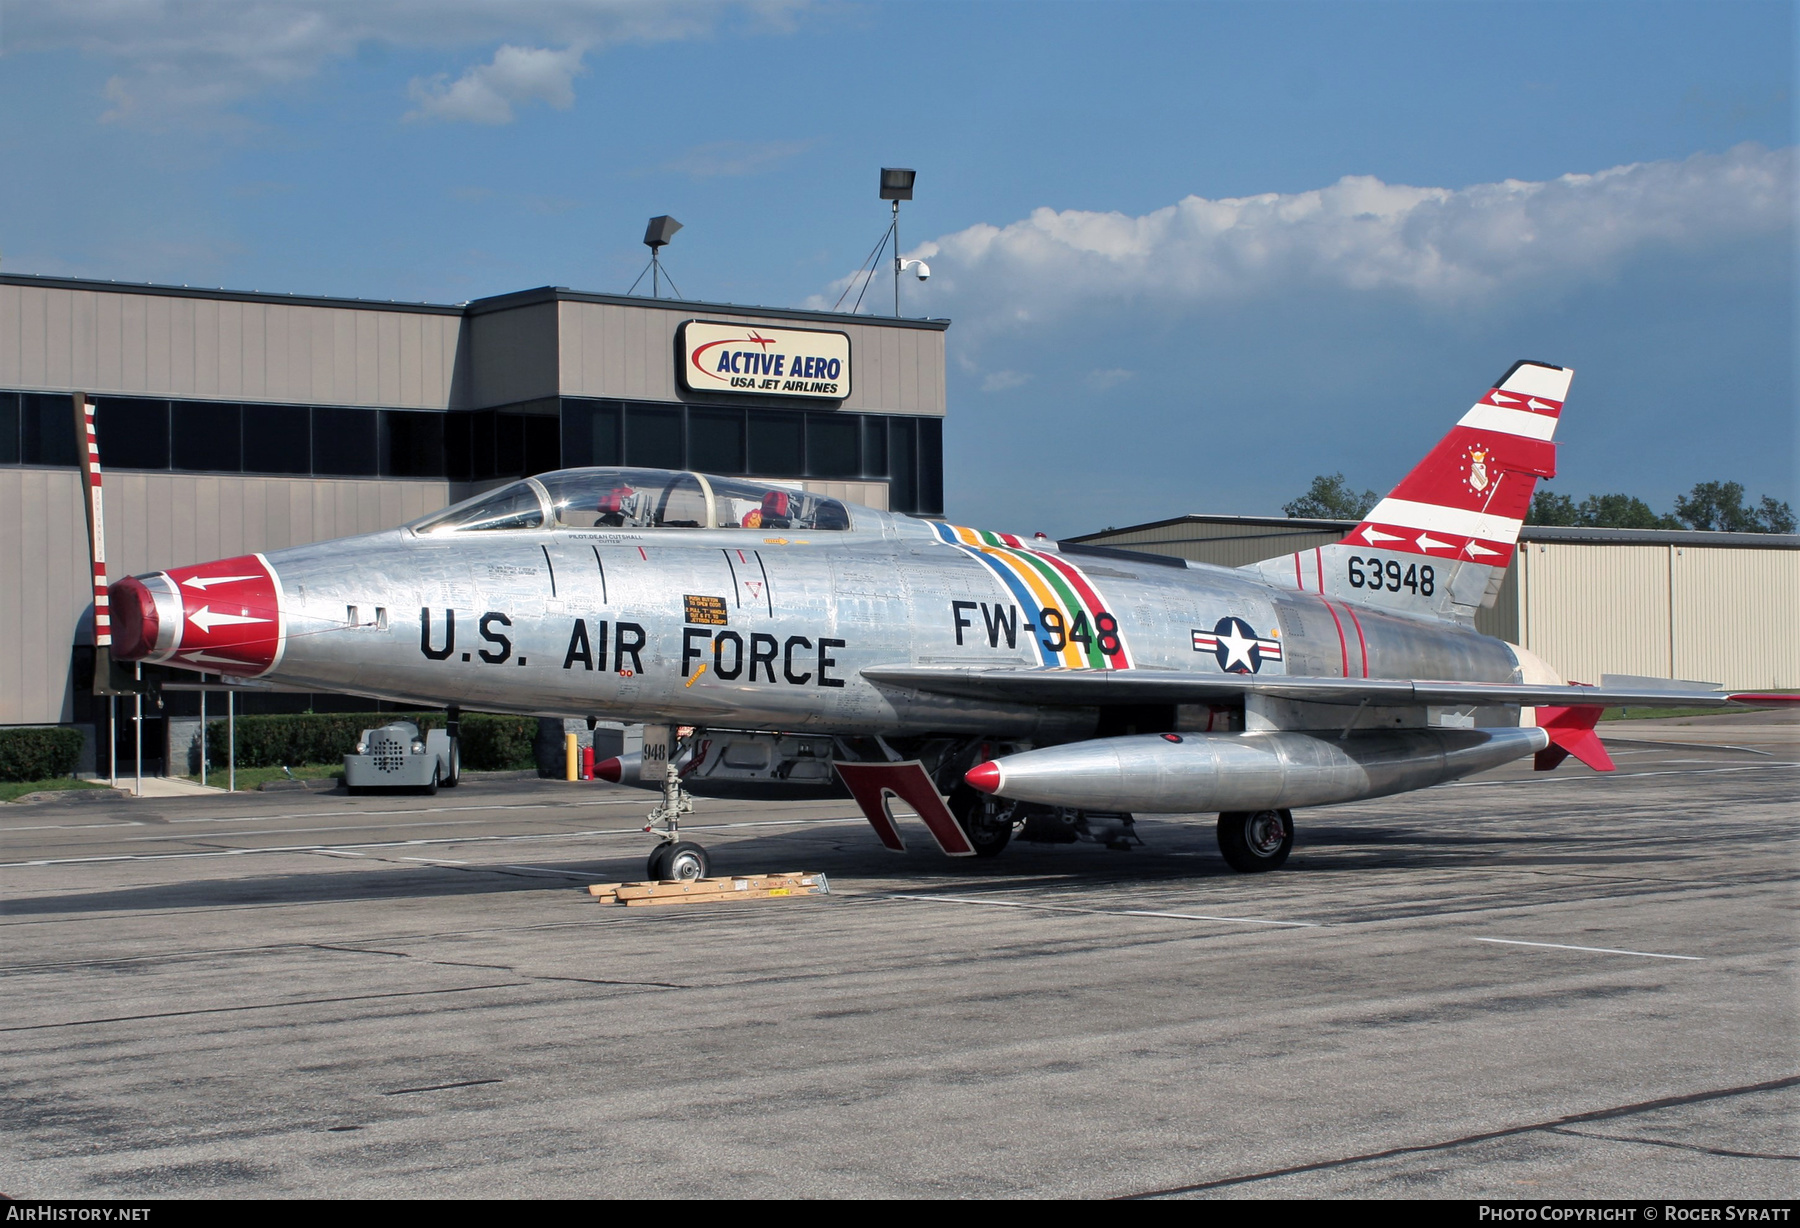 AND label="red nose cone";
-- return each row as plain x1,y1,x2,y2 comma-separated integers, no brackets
108,576,159,661
964,762,1002,794
595,757,623,784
